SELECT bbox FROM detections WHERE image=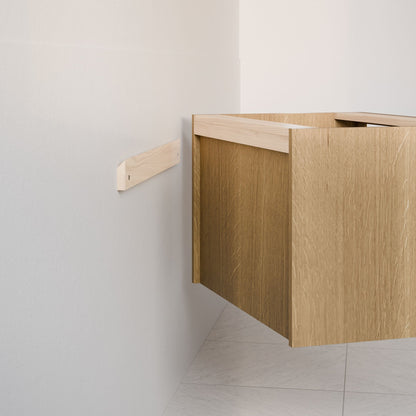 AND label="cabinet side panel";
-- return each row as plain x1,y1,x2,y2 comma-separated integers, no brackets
291,127,416,347
200,137,290,338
